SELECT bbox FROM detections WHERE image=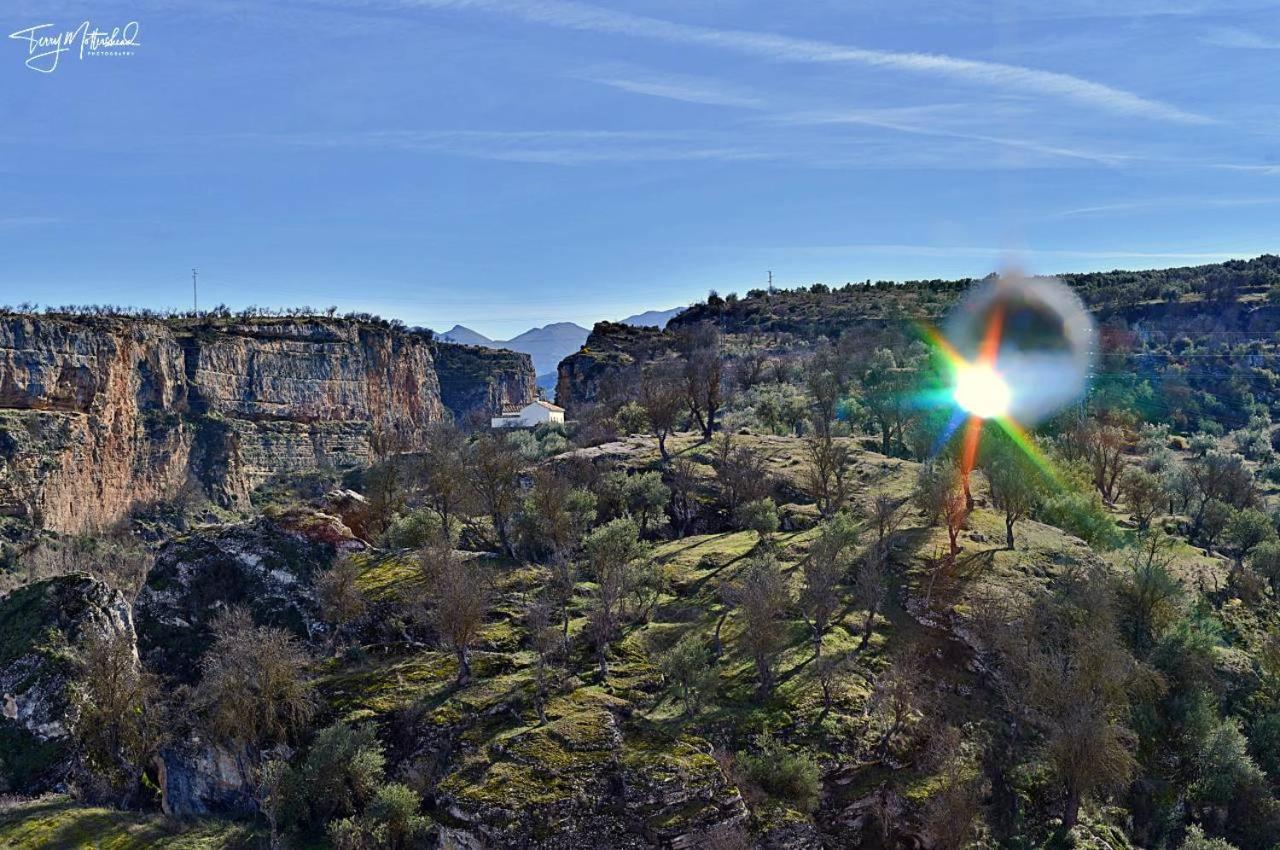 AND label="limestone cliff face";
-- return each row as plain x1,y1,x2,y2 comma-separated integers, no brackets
432,341,538,422
0,316,195,534
0,315,529,534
